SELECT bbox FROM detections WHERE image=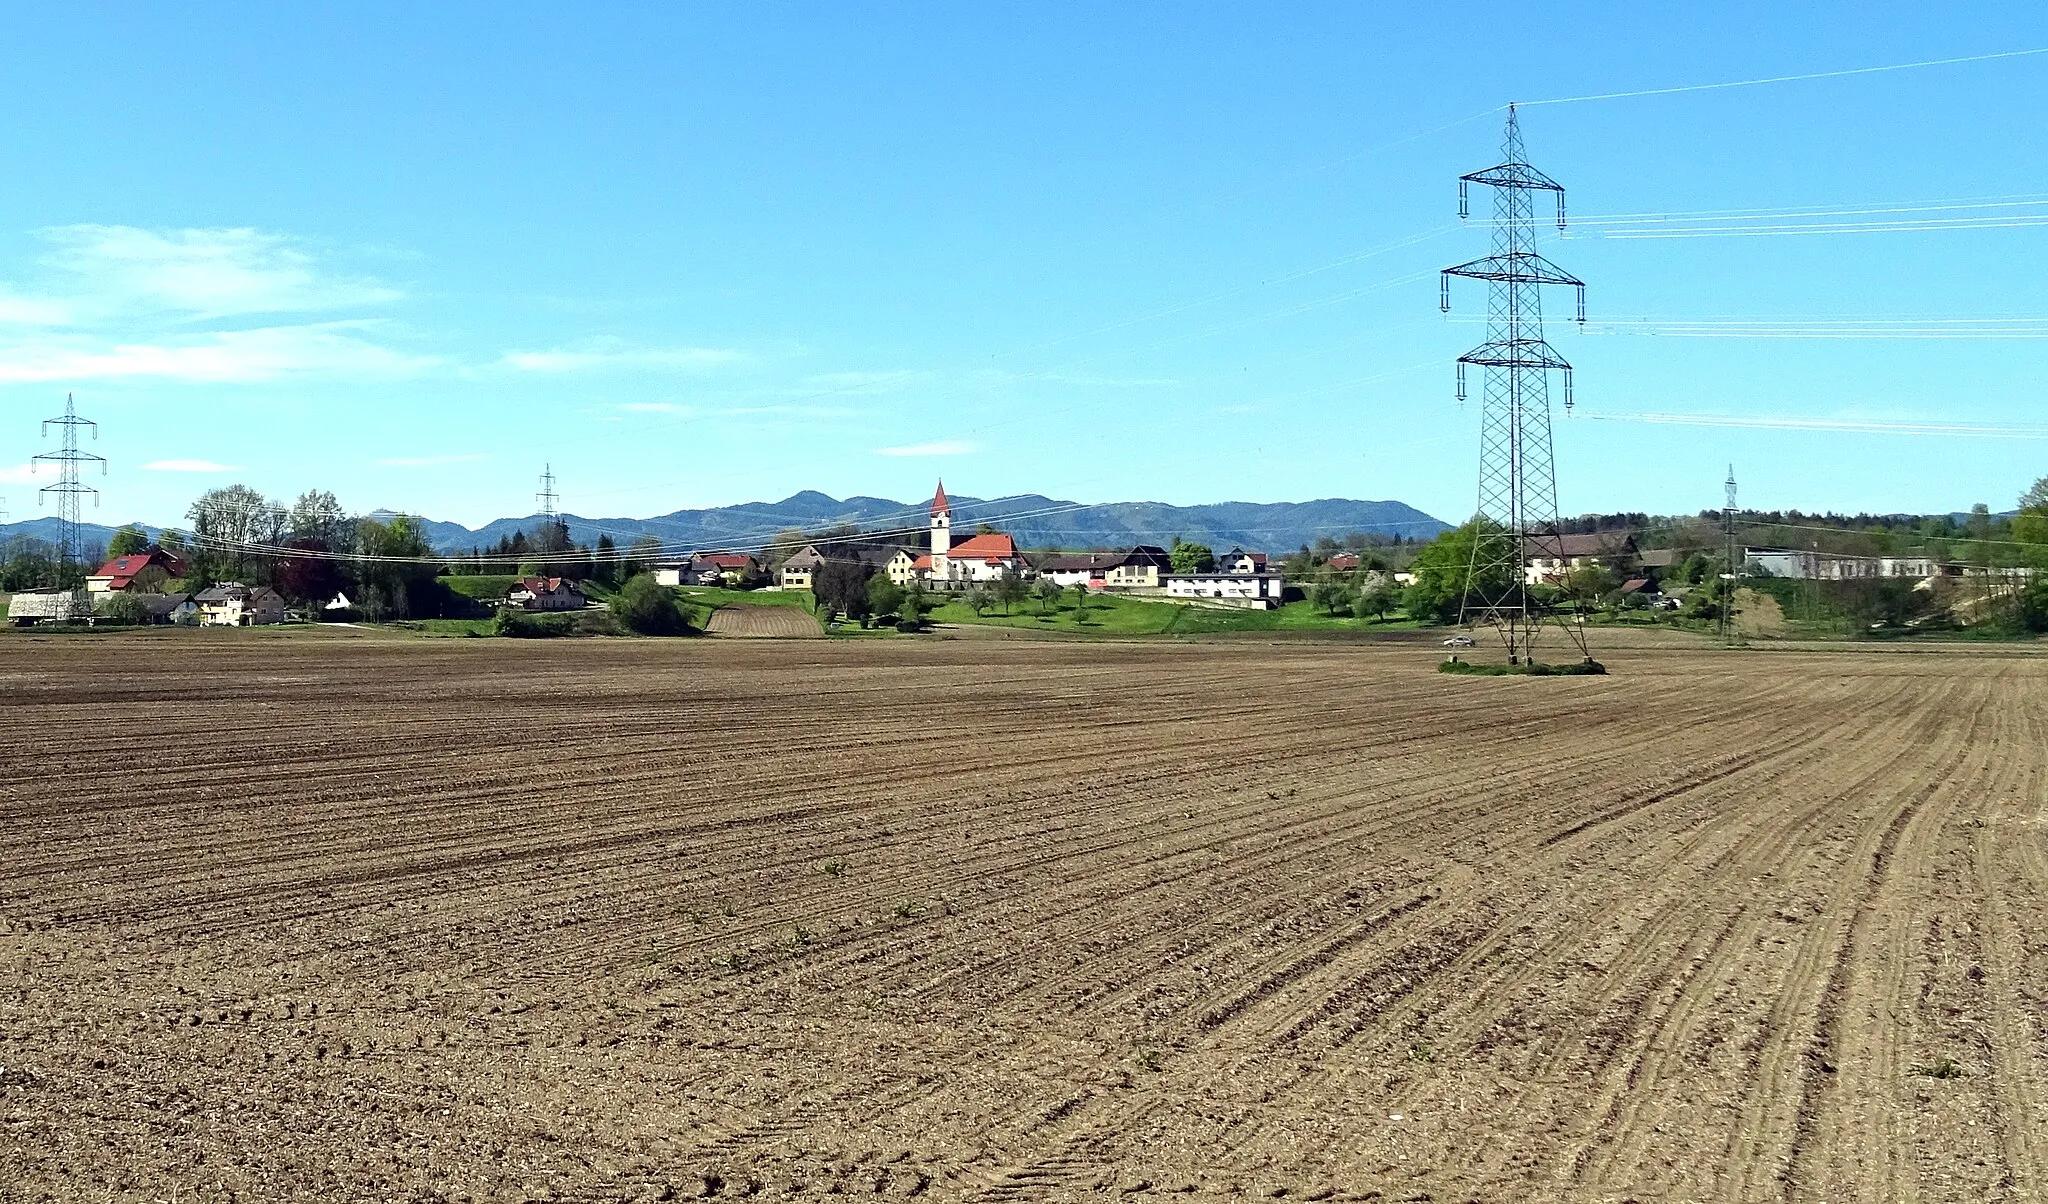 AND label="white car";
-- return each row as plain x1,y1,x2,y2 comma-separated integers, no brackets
1441,635,1475,648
